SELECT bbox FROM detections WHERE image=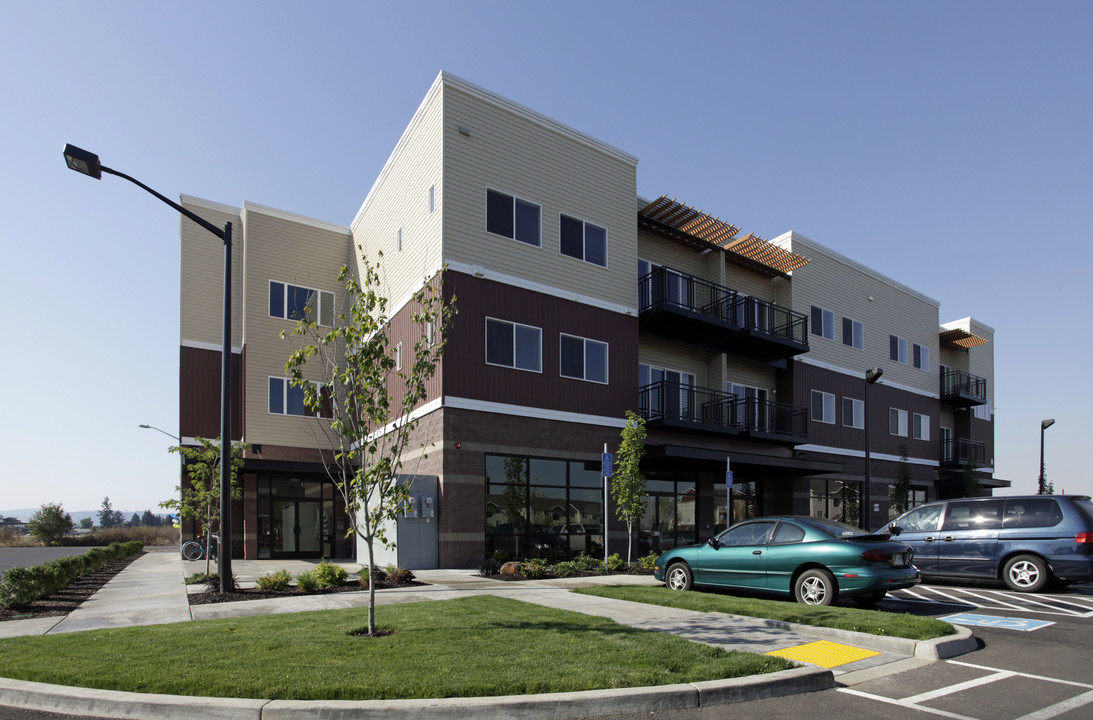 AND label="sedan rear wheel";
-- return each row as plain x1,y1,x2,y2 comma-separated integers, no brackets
1004,554,1050,592
666,563,693,591
794,568,838,606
